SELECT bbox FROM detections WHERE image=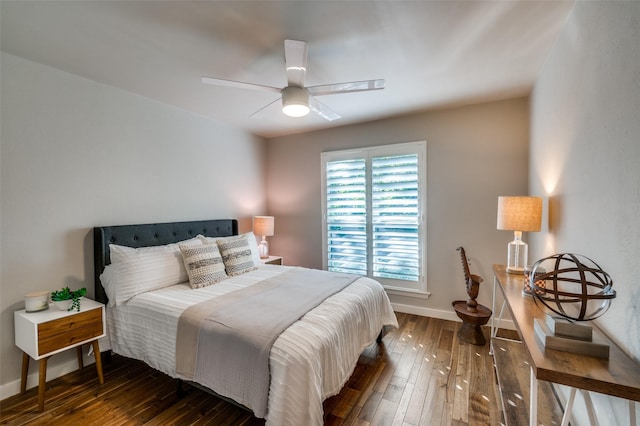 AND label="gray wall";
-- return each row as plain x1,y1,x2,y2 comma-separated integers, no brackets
266,98,530,316
0,53,267,393
529,2,639,424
